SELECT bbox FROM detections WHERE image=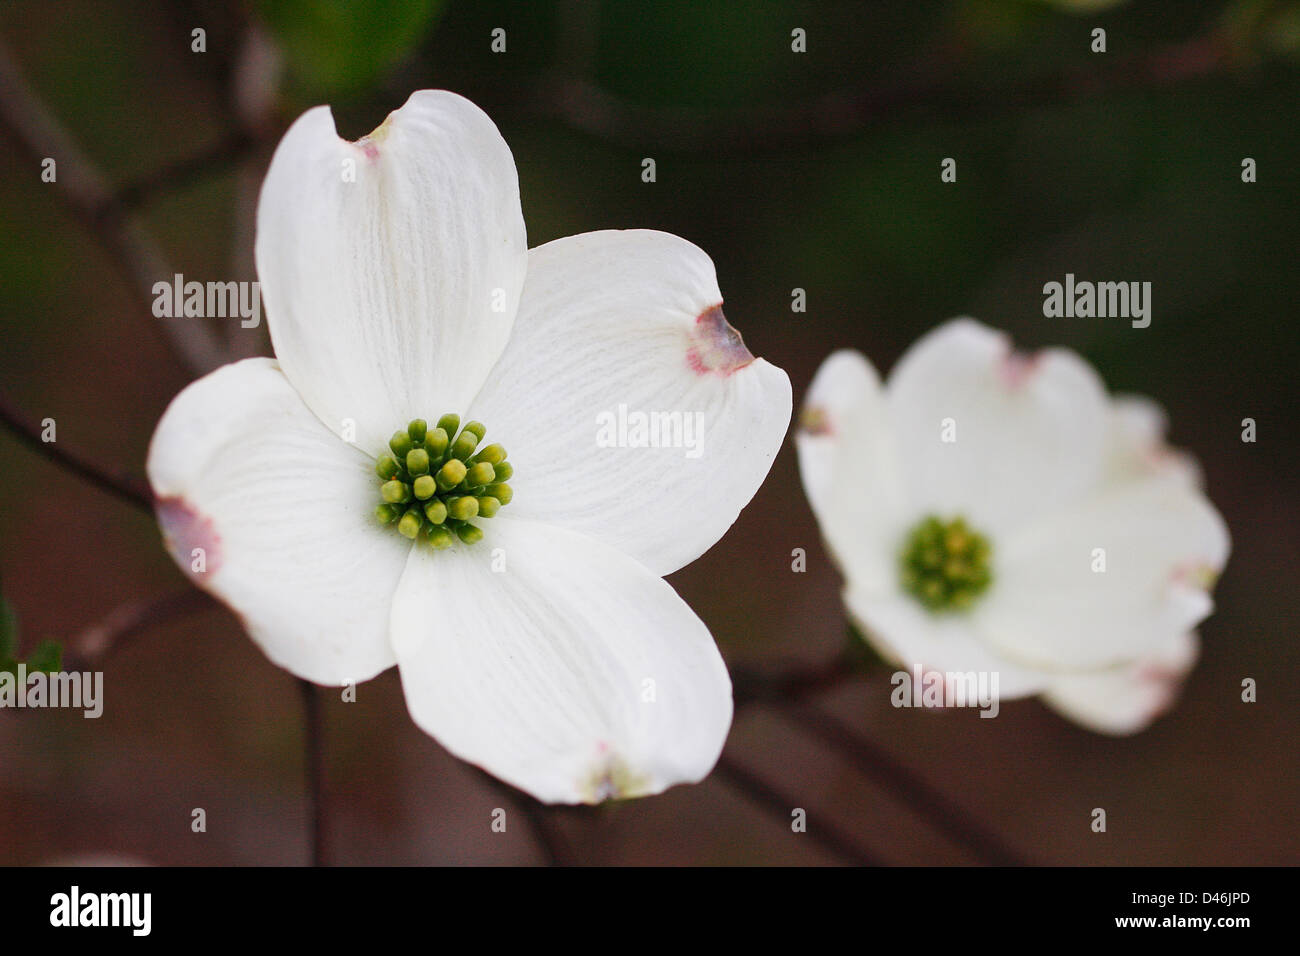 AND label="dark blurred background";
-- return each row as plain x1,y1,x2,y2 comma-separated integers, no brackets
1,0,1296,865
